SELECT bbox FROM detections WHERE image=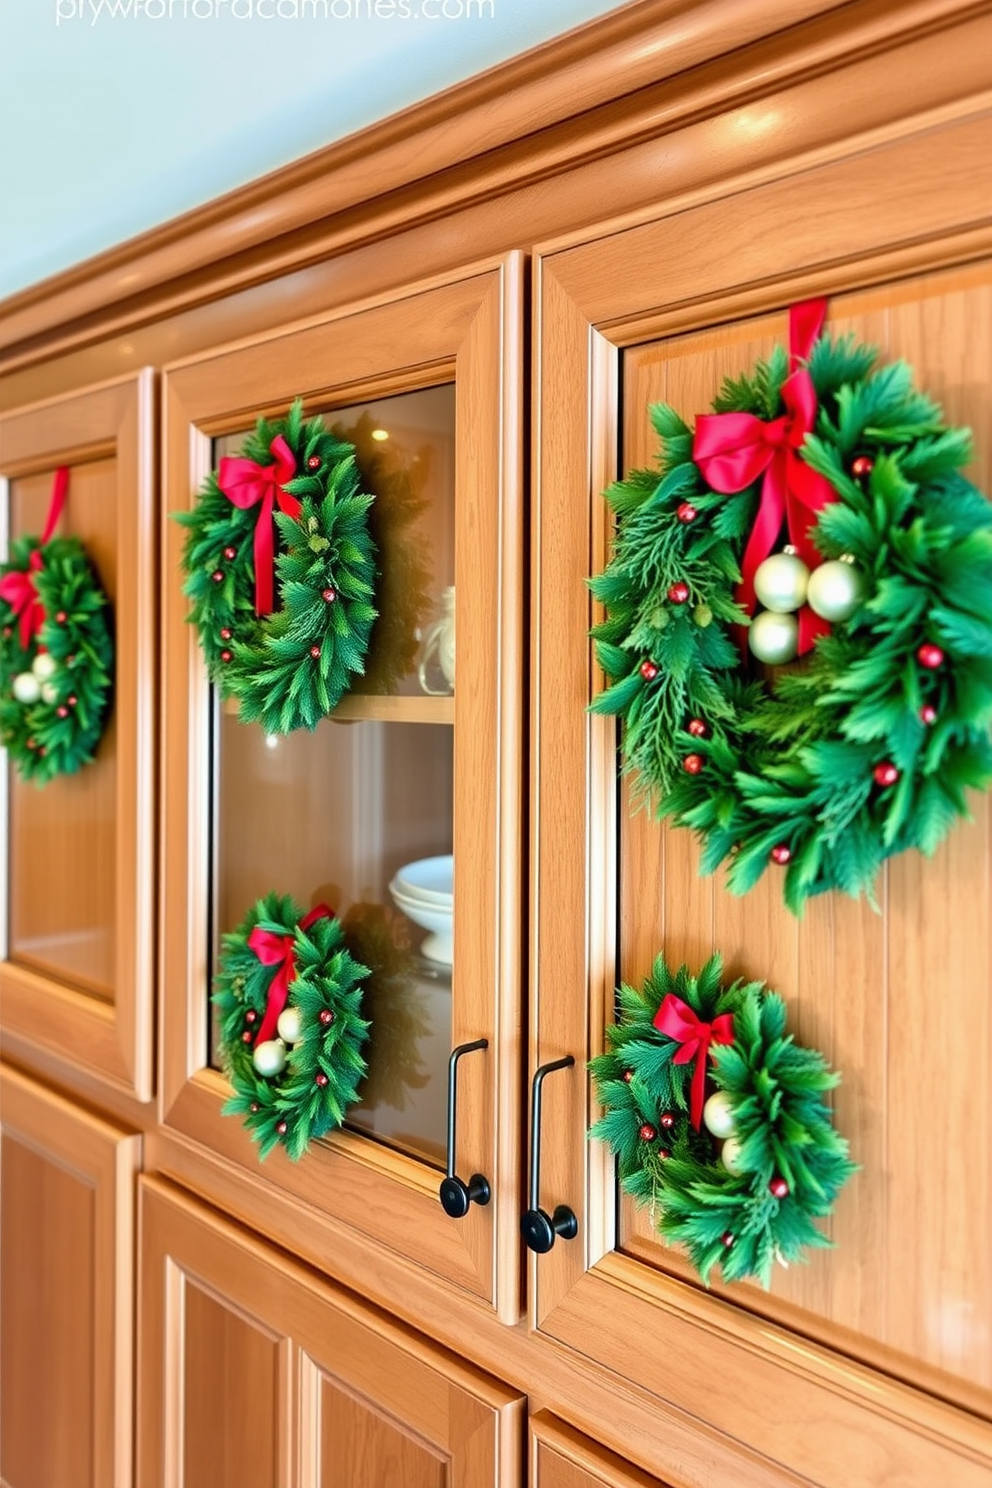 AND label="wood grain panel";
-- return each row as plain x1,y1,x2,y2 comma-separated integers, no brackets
8,457,118,1000
531,1412,673,1488
318,1378,447,1488
183,1281,281,1488
0,1064,139,1488
614,268,992,1399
